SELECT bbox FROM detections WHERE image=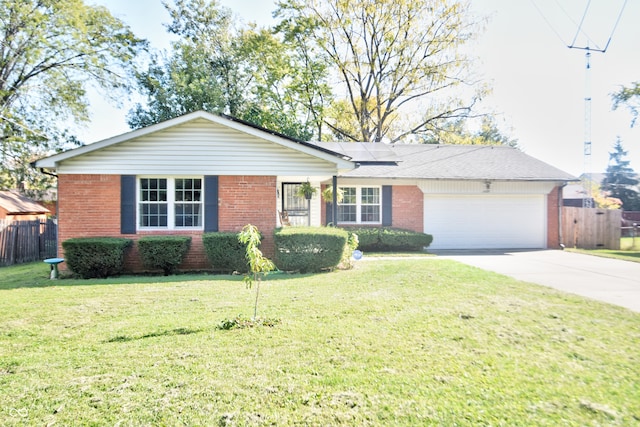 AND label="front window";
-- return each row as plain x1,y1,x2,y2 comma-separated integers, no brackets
337,186,381,224
139,177,203,229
